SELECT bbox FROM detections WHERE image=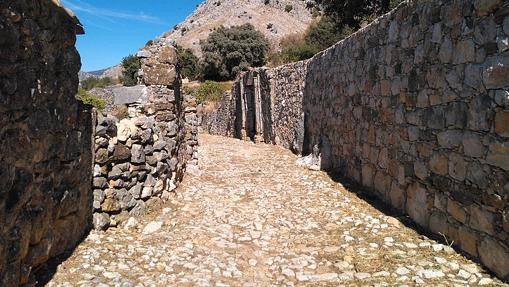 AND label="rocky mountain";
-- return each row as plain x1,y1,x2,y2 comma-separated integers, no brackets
163,0,318,56
79,65,124,82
